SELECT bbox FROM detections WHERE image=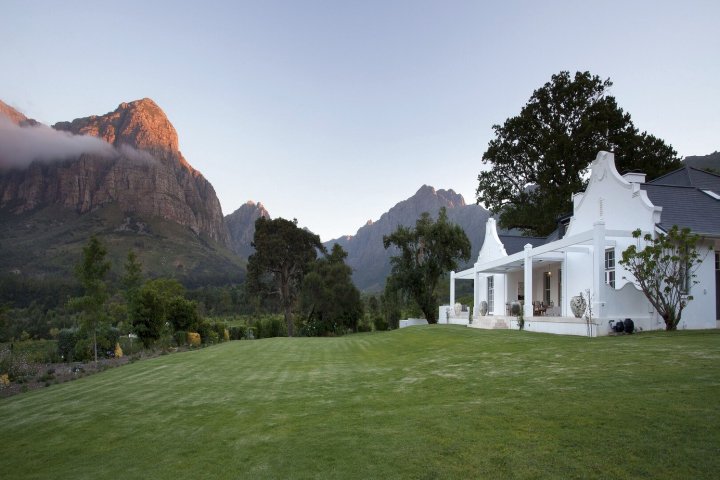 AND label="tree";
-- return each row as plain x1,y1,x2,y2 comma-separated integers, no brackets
247,217,324,337
129,278,188,347
71,235,111,363
619,226,705,331
121,250,143,307
299,244,364,336
476,71,681,236
383,207,471,324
